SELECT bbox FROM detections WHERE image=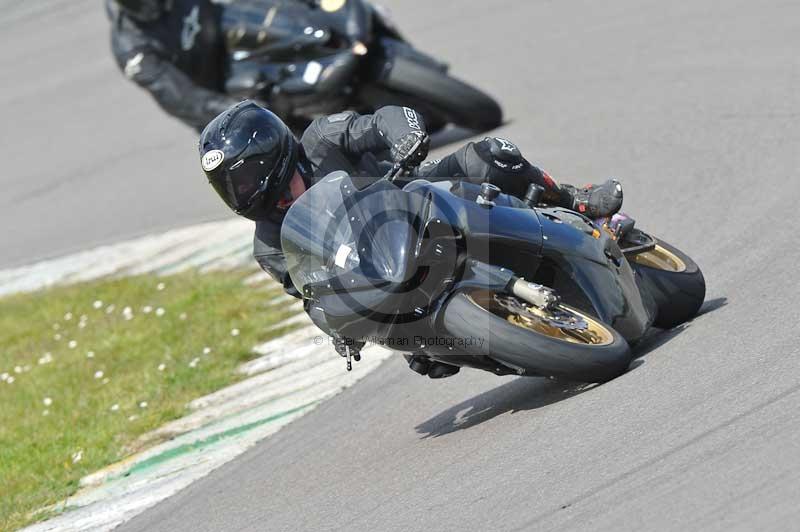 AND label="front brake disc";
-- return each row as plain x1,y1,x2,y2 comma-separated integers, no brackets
493,294,589,331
